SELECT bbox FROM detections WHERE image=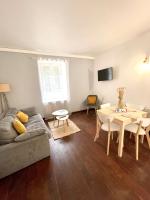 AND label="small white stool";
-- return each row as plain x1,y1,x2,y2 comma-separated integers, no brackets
56,115,69,132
